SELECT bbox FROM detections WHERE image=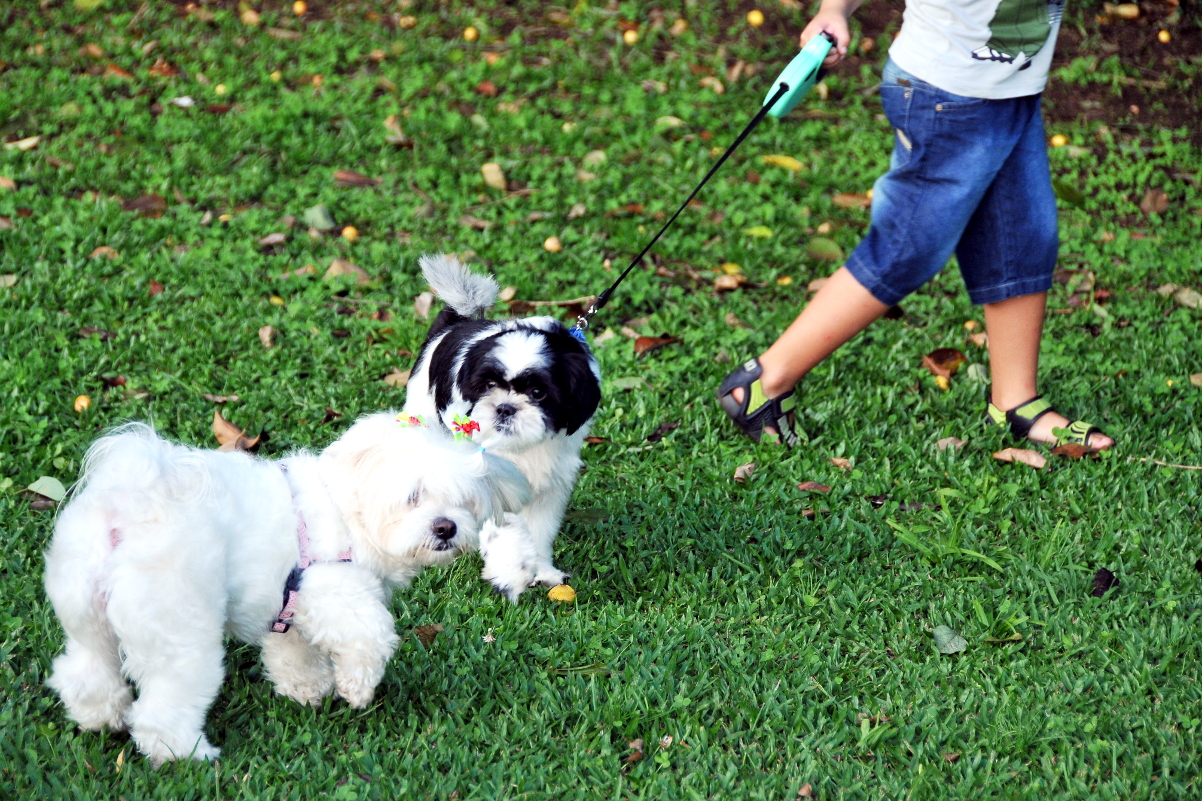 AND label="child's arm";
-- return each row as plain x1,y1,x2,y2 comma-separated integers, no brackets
799,0,865,66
